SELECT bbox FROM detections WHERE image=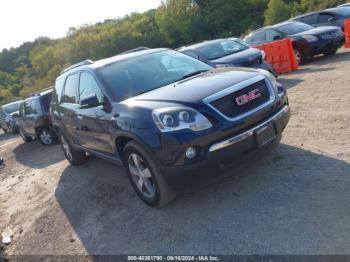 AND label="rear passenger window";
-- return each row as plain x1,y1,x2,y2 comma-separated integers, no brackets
40,94,52,112
79,72,103,103
301,14,318,25
251,30,266,43
24,101,33,115
62,73,79,104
